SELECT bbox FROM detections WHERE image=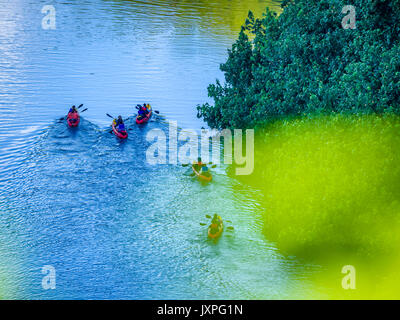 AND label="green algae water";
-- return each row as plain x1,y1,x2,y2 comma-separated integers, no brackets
237,114,400,299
